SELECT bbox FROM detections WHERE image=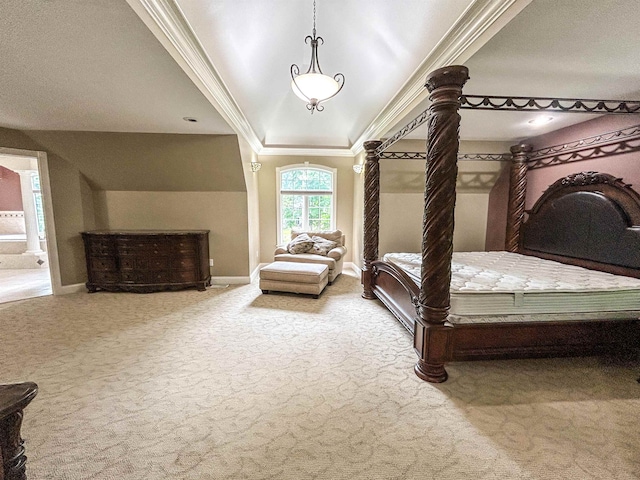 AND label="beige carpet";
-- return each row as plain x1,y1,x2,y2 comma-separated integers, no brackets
2,271,639,479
